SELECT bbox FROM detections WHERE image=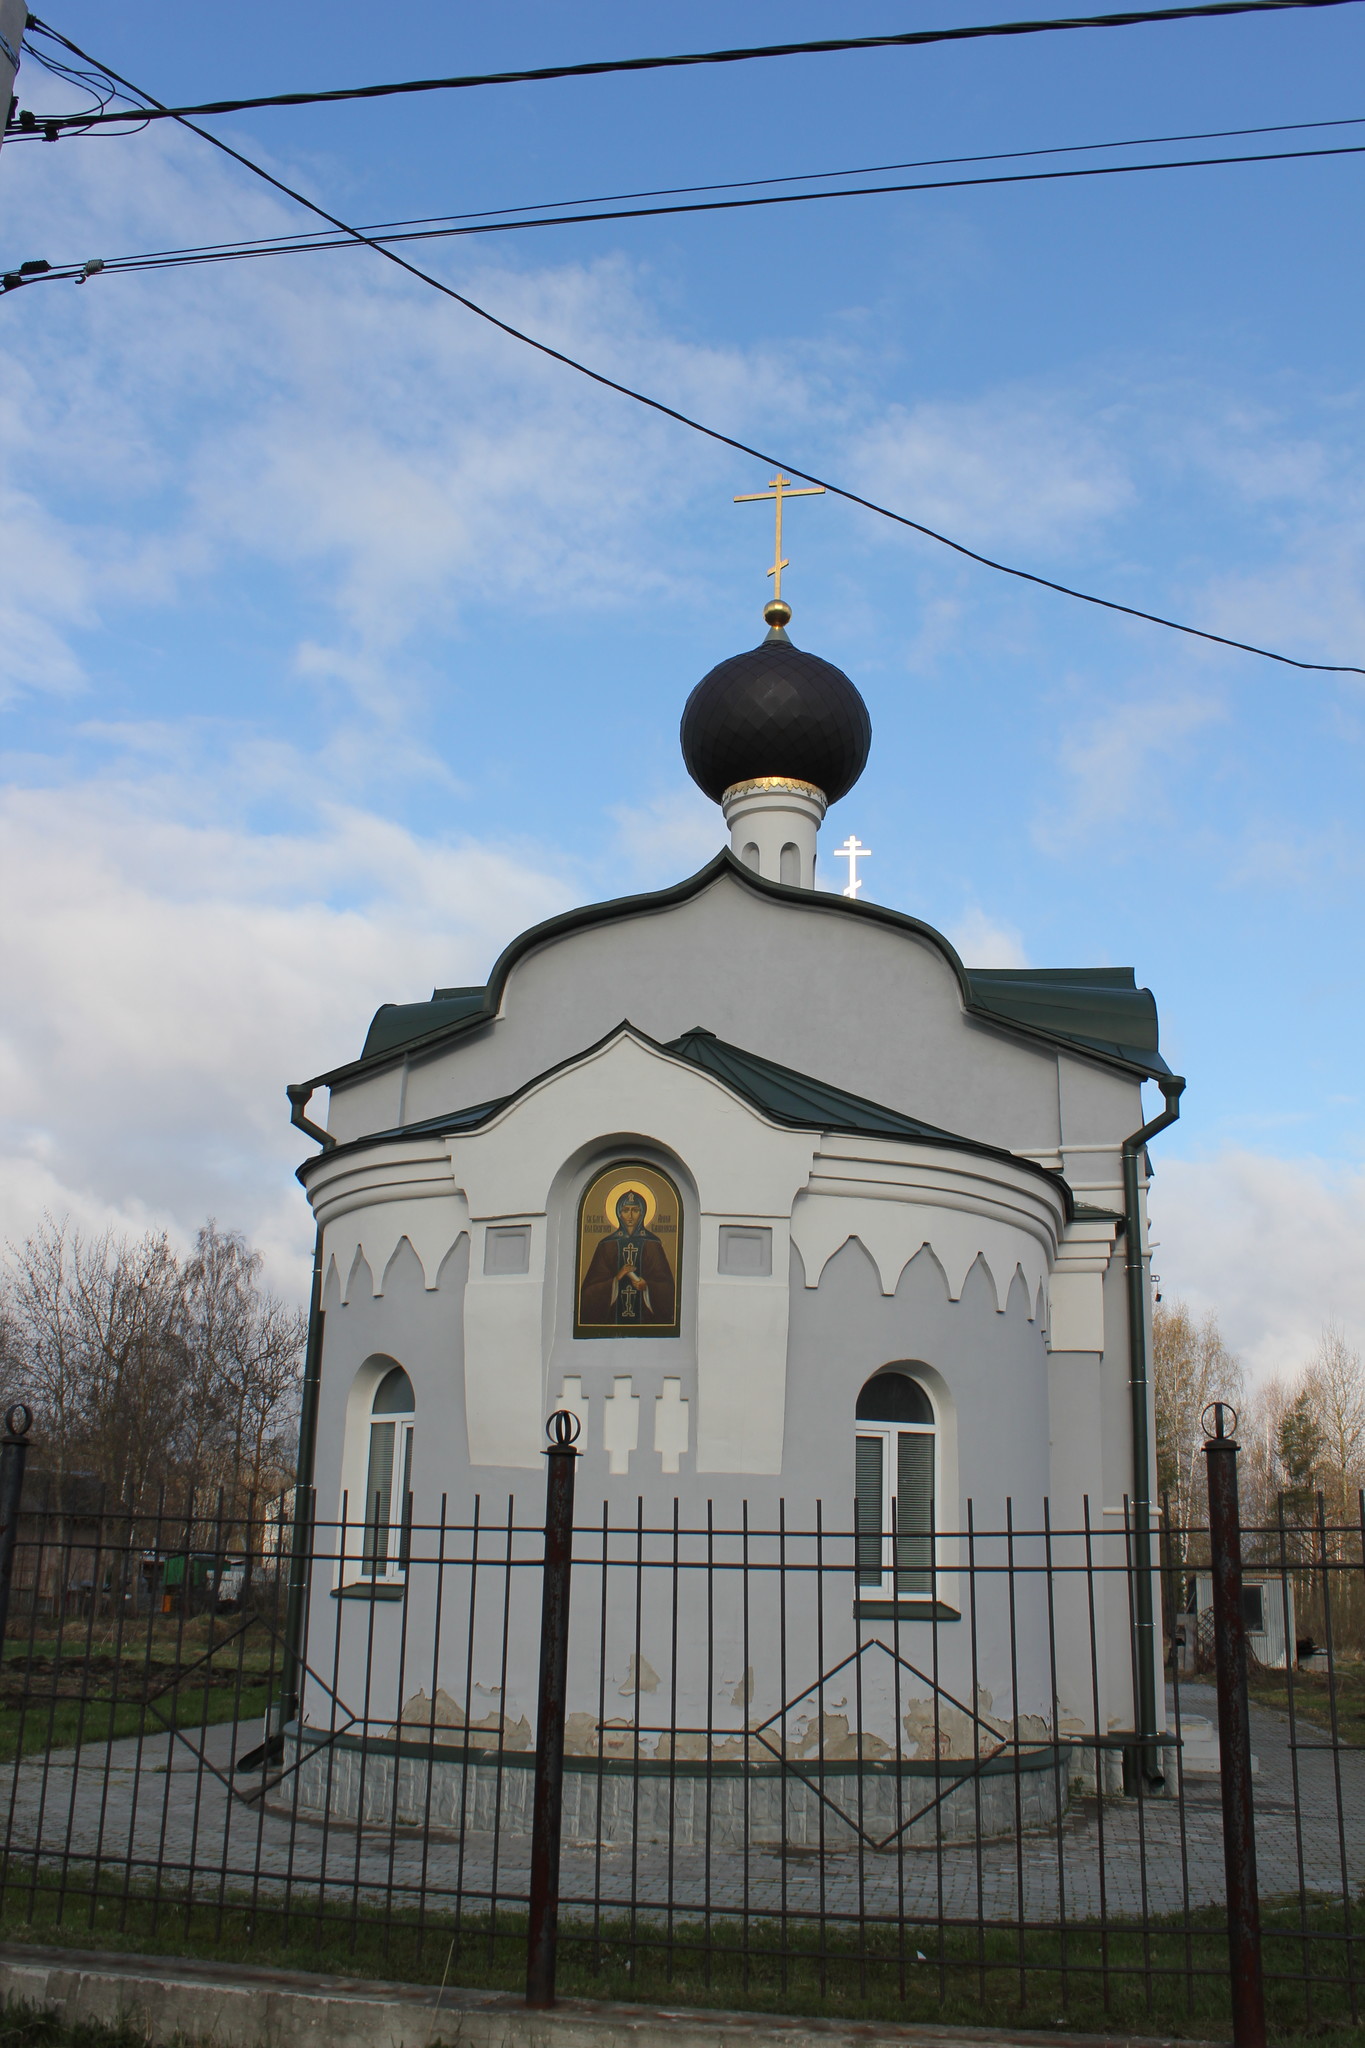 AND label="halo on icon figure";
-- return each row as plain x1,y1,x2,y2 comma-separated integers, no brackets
602,1180,656,1229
